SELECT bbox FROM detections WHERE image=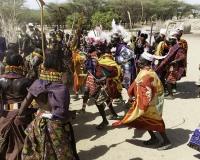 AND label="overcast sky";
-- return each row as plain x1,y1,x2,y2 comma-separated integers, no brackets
25,0,200,9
